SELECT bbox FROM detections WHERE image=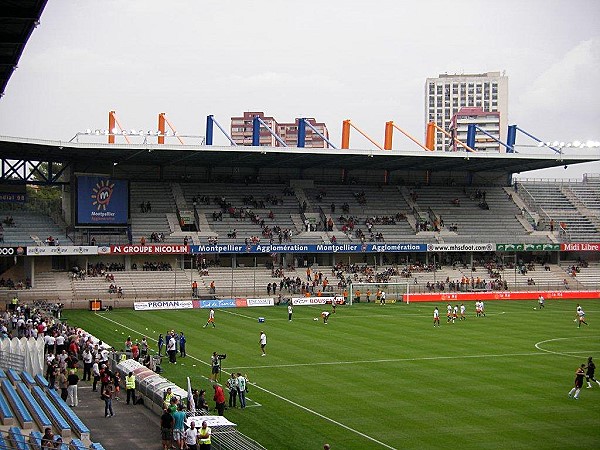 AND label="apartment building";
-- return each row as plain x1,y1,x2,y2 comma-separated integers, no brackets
425,72,508,152
230,112,329,148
